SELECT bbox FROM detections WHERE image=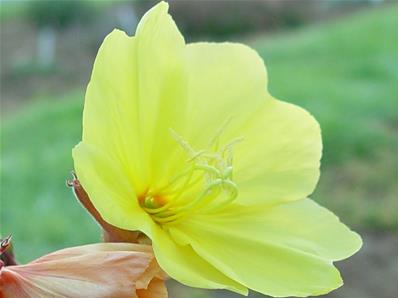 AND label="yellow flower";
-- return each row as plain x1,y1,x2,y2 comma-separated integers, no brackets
73,2,362,297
